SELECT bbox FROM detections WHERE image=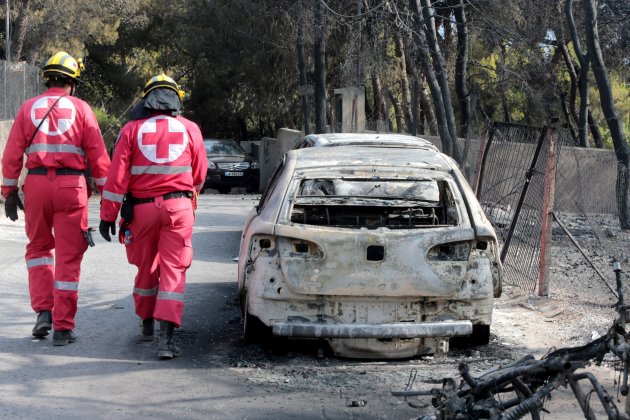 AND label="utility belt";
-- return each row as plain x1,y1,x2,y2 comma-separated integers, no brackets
120,191,193,232
28,167,85,176
128,191,193,205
